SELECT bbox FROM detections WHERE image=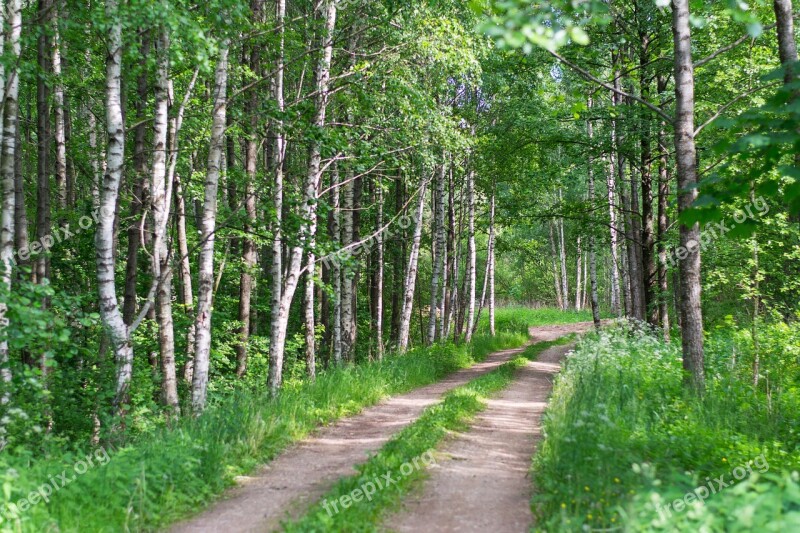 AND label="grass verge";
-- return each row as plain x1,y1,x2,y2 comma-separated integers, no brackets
531,320,800,532
1,308,585,532
283,335,577,532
